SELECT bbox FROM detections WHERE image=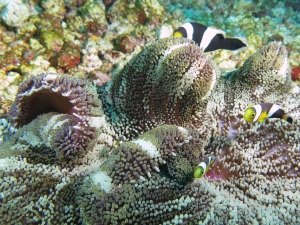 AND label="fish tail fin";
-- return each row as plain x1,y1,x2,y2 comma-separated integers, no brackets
283,114,293,124
225,37,248,53
232,37,248,46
